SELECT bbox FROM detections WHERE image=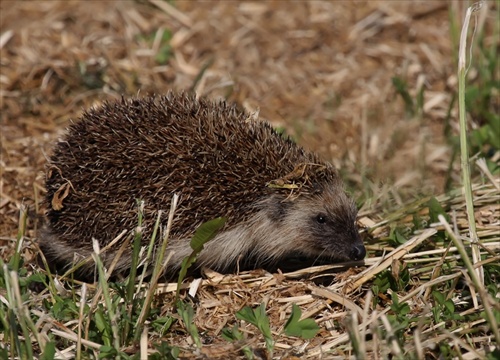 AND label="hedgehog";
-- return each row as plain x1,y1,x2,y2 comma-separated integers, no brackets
39,92,366,280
